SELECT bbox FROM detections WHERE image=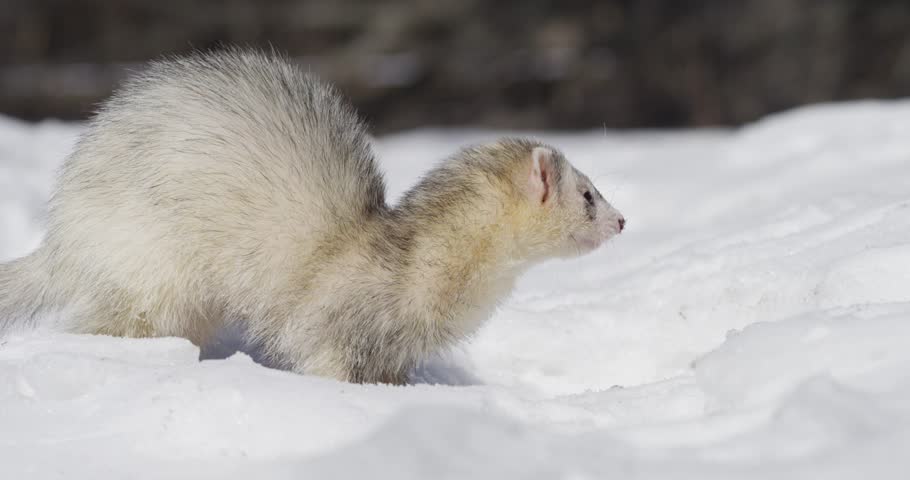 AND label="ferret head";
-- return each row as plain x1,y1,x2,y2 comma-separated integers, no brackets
514,142,625,259
398,138,624,265
438,139,623,263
